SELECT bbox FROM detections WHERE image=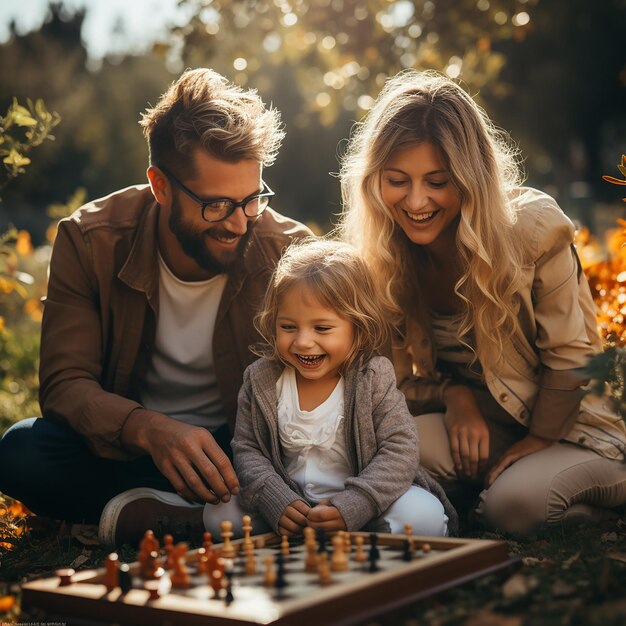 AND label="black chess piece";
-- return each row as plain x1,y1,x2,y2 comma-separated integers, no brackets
274,553,288,589
368,534,380,573
316,529,328,554
224,569,234,606
118,563,132,594
402,538,413,562
369,533,380,559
